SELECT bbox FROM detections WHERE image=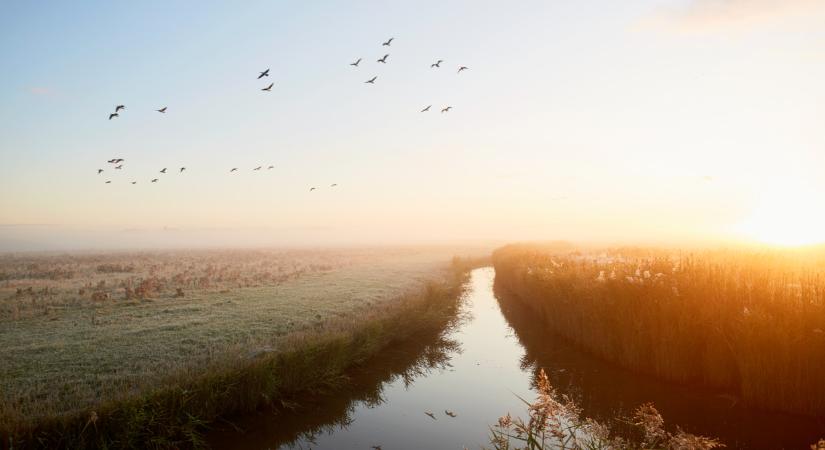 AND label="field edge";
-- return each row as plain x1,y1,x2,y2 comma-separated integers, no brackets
1,257,486,449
